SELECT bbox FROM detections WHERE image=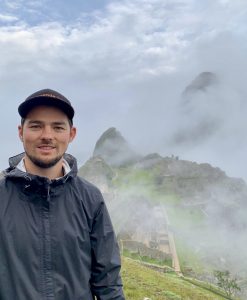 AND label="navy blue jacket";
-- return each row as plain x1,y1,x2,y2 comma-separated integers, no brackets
0,153,124,300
